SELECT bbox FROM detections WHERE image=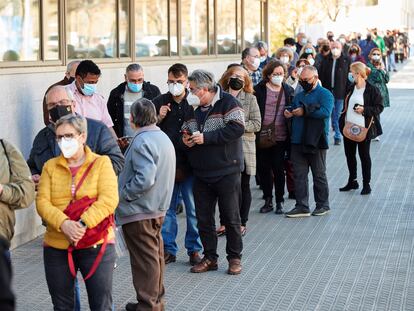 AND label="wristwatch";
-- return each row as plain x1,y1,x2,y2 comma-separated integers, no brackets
79,219,87,228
